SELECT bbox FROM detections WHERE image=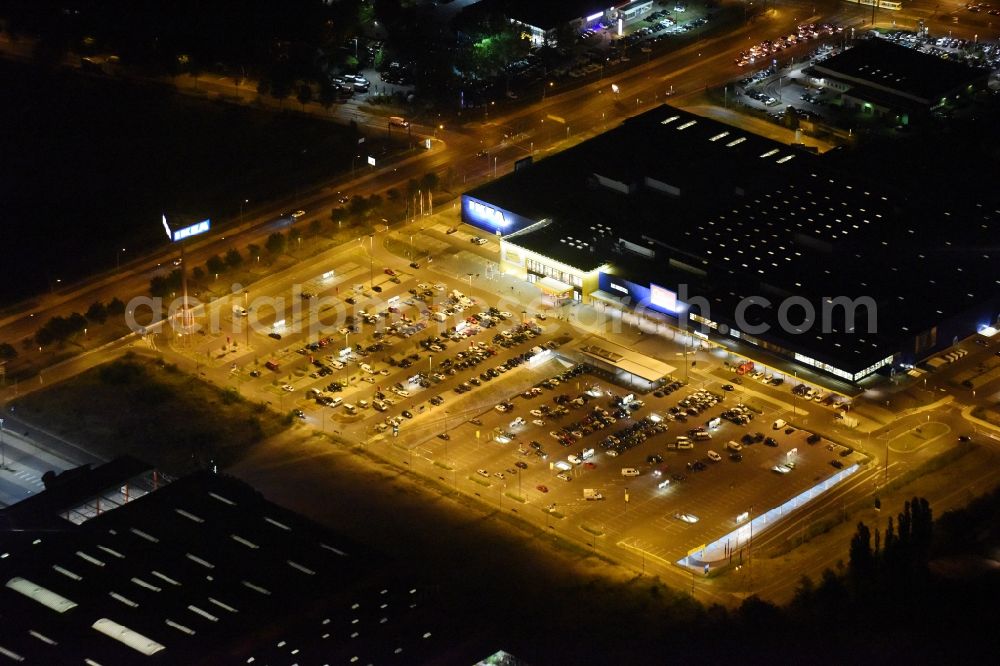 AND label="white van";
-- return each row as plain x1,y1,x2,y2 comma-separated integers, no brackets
621,467,641,477
389,116,409,128
343,403,357,415
676,440,694,450
329,397,343,408
706,450,722,462
726,440,743,452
